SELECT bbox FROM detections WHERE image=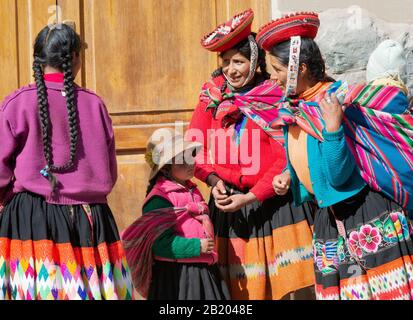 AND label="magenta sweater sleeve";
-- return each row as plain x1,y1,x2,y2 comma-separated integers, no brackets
0,108,17,190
